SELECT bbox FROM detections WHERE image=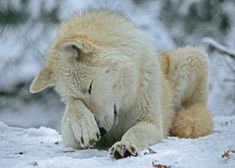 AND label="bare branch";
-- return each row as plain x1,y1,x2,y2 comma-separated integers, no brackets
202,37,235,60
